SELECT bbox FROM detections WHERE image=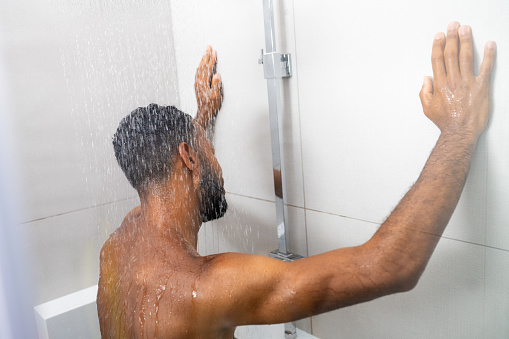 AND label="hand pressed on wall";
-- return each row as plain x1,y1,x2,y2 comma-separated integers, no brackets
195,45,223,129
419,22,496,139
